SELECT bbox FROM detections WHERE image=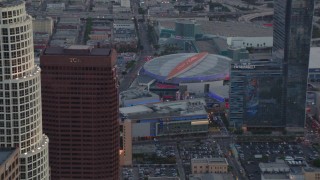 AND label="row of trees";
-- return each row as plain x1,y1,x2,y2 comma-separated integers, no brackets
84,17,93,42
